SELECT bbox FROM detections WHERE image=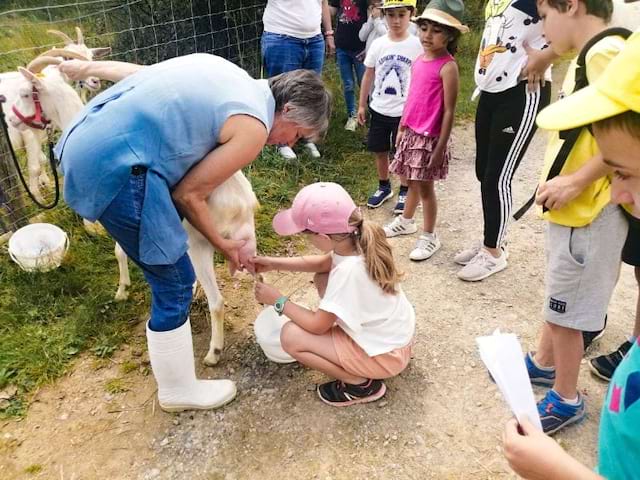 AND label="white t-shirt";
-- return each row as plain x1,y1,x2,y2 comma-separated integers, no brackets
318,254,415,357
611,0,640,31
364,34,422,117
263,0,323,38
474,0,552,93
